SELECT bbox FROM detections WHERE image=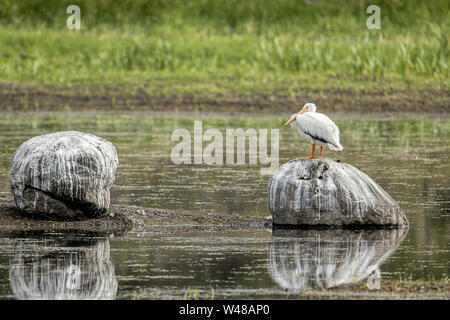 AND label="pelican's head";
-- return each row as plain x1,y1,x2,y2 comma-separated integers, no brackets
283,103,317,127
302,103,316,113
